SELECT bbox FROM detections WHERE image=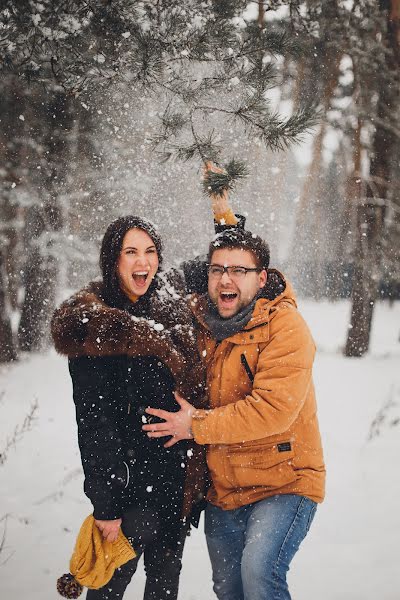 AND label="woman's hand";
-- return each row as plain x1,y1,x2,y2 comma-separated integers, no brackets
94,518,122,543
